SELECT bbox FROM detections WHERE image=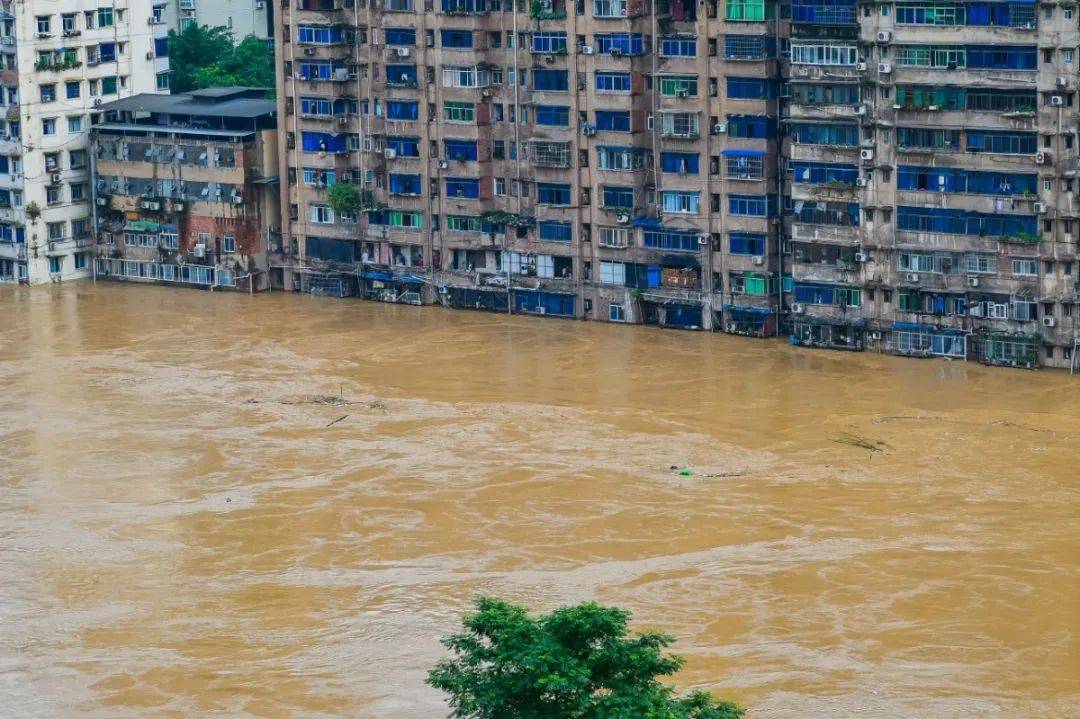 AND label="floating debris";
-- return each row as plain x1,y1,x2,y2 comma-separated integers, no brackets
833,432,891,452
